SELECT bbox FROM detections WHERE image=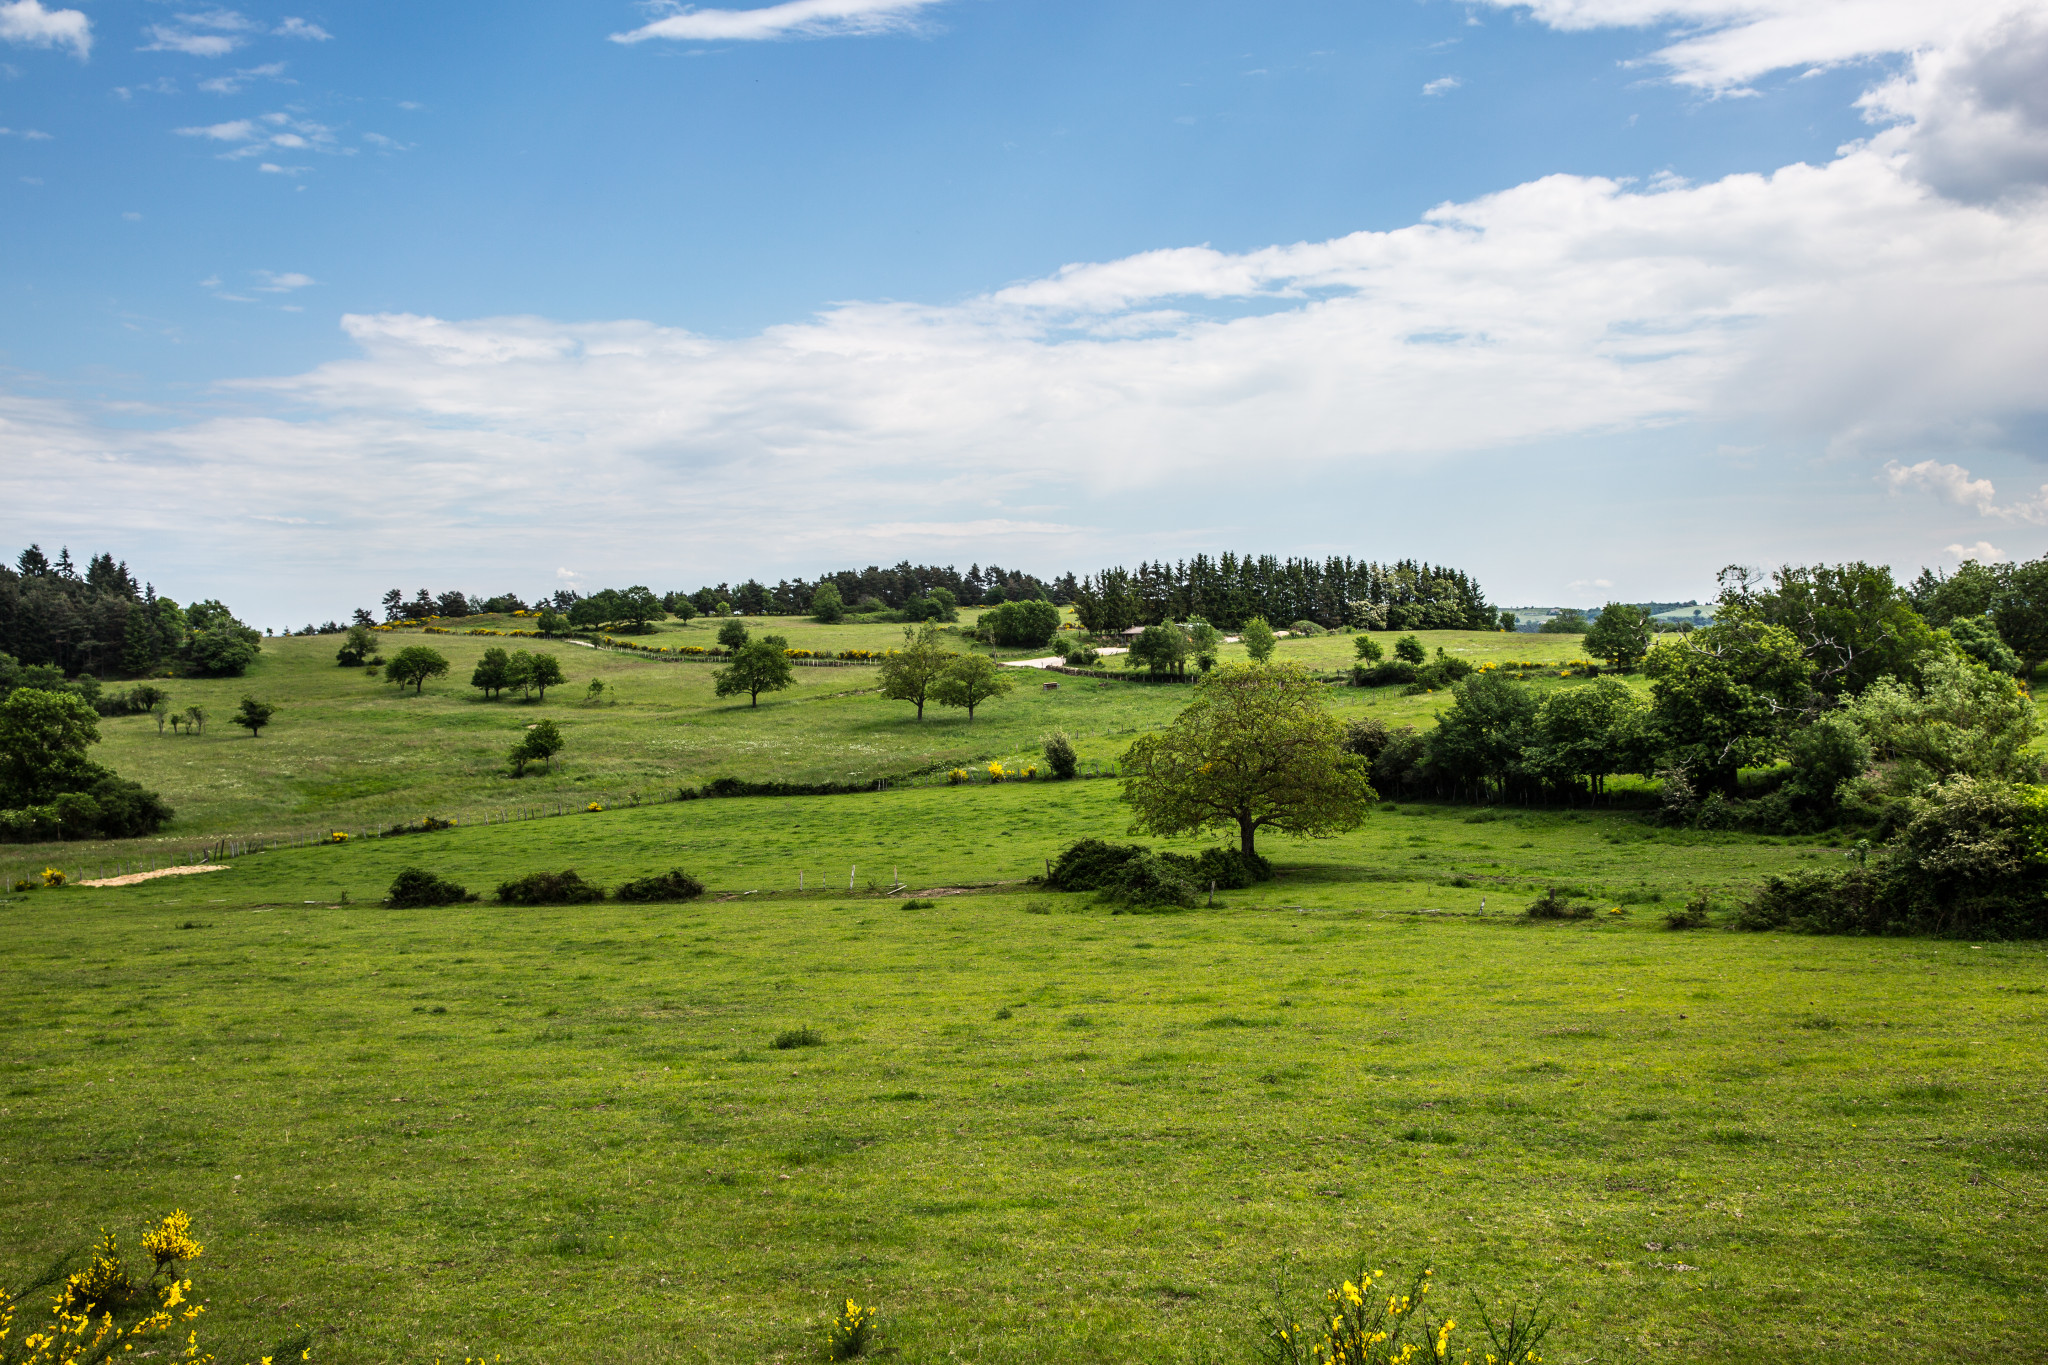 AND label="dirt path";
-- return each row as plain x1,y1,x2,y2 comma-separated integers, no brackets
76,865,228,888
